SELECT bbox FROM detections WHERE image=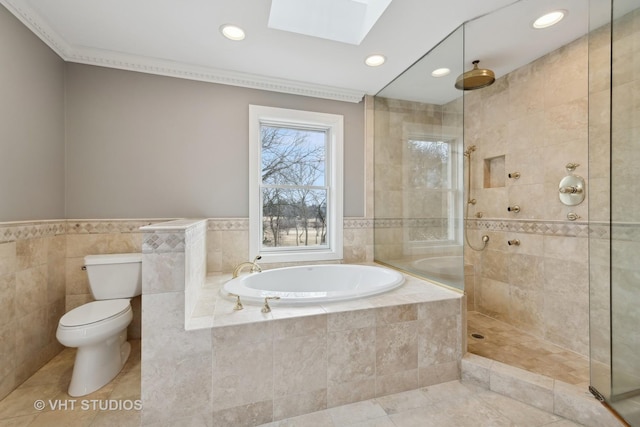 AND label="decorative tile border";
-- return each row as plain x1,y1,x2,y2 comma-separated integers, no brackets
372,218,632,241
142,232,186,253
374,218,447,228
66,219,171,234
0,218,632,244
0,220,66,243
207,218,374,231
343,218,373,229
466,218,592,238
207,218,249,231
